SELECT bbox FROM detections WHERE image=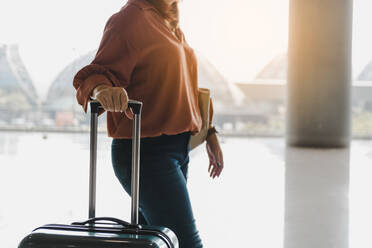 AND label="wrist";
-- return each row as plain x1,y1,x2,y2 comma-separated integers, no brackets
206,126,218,141
206,132,217,143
